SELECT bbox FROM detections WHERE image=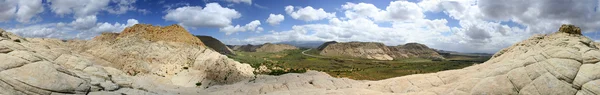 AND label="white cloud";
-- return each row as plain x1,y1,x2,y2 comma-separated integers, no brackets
0,0,44,23
285,5,336,22
70,15,98,30
225,0,252,5
380,1,424,21
266,14,284,26
164,3,241,28
220,20,263,35
47,0,111,18
341,2,380,20
254,4,268,9
342,1,424,22
8,19,139,39
106,0,138,14
238,1,542,53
